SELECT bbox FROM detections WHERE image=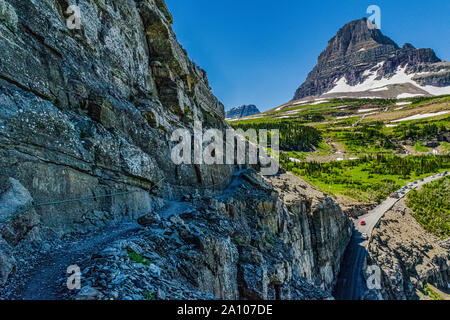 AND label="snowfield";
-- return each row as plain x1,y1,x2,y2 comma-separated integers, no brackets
309,100,330,105
336,115,352,119
396,101,412,106
326,63,450,96
397,93,424,99
392,111,449,123
370,87,389,92
358,108,378,113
